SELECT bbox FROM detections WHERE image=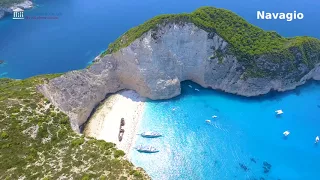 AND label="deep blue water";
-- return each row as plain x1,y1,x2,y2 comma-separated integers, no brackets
131,81,320,180
1,0,320,179
0,0,319,78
